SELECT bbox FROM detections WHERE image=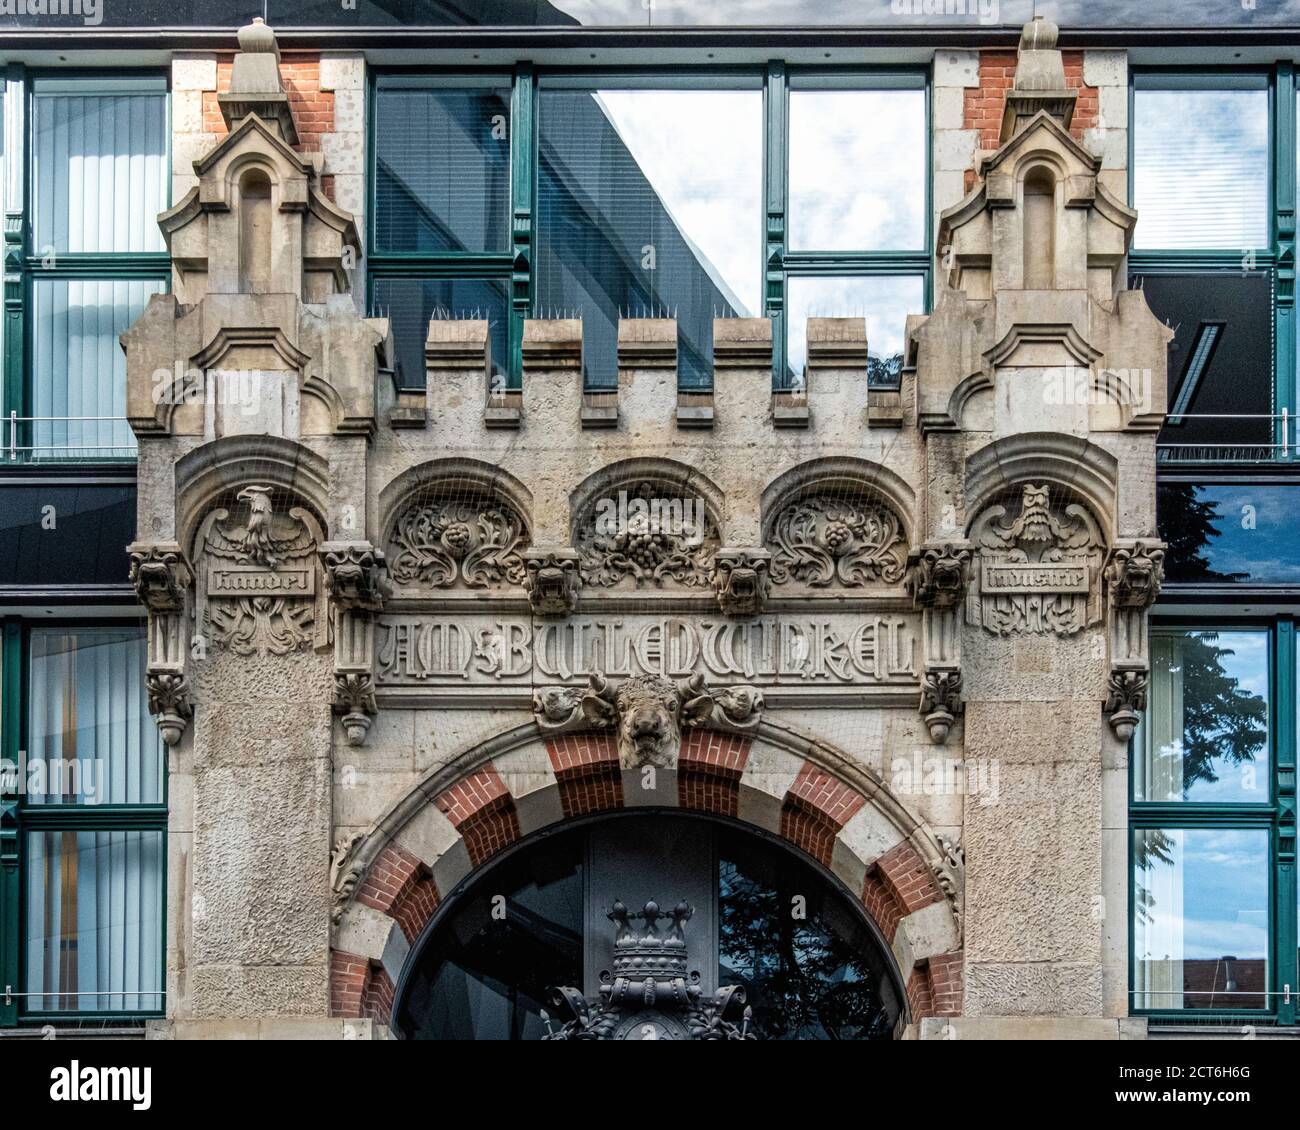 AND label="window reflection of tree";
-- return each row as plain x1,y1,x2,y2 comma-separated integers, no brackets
718,851,893,1040
1157,483,1247,583
1136,632,1268,930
